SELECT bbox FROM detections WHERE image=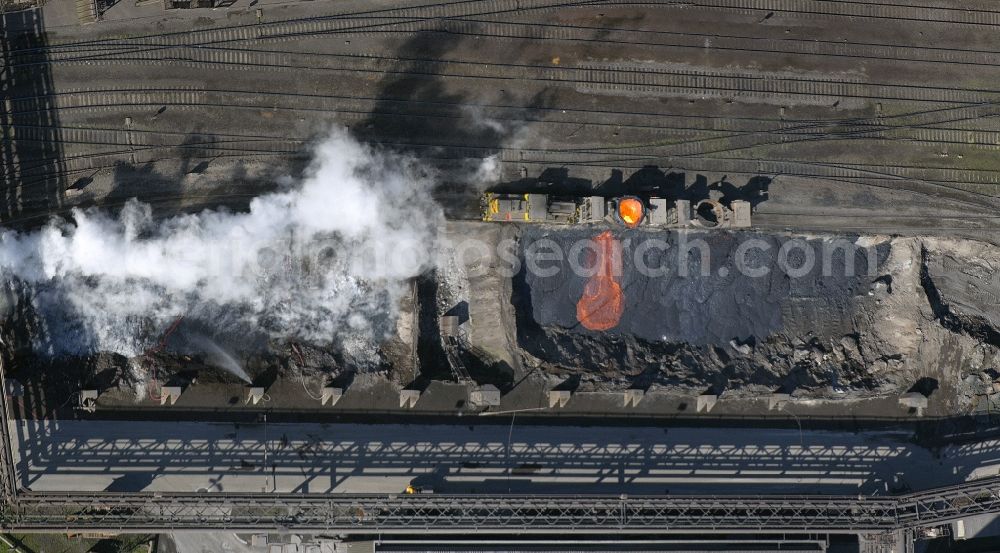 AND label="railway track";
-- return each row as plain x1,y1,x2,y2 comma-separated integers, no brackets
19,17,1000,70
7,0,1000,229
753,212,1000,234
10,117,1000,190
7,125,1000,216
8,0,1000,171
512,149,1000,190
0,191,268,229
565,104,1000,158
12,0,1000,60
7,77,1000,211
11,94,1000,150
17,138,1000,196
6,0,622,53
11,108,1000,157
9,49,1000,106
0,89,967,132
503,151,1000,209
6,86,1000,174
681,0,1000,27
3,182,995,237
